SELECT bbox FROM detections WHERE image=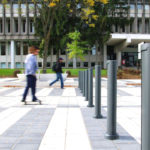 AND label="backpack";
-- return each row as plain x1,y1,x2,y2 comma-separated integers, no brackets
52,64,58,72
